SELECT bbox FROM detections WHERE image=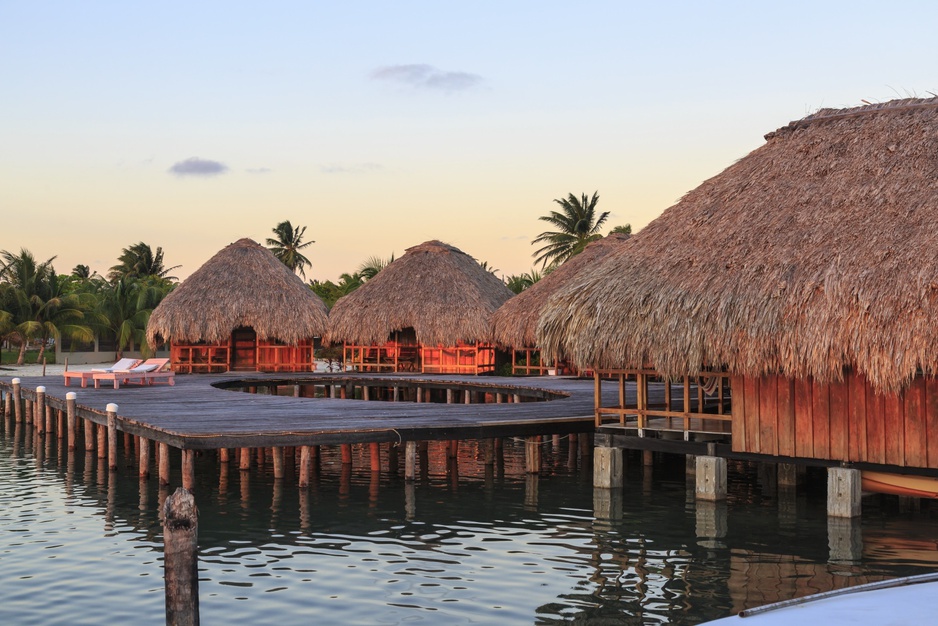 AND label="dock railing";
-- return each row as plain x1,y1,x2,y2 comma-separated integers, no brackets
594,368,732,440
